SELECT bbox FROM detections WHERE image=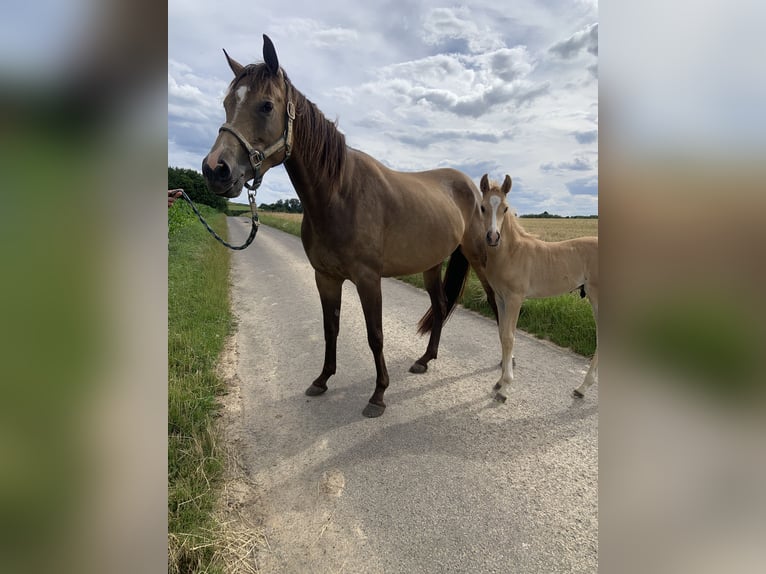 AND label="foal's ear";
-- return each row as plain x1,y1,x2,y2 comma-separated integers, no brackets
263,34,280,75
223,49,245,77
479,174,490,194
501,174,512,195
